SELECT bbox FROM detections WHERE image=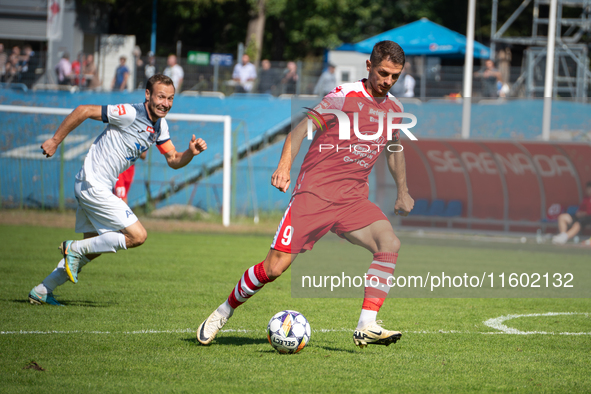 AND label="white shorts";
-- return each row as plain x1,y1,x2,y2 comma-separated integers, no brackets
74,180,138,234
